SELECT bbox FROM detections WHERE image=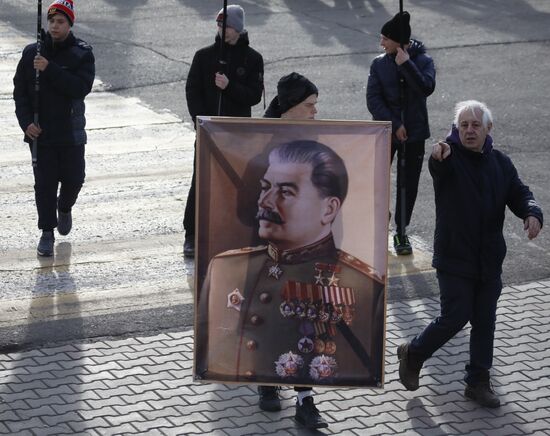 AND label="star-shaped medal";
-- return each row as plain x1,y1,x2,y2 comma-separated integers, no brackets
268,264,283,280
328,272,340,286
314,269,325,285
